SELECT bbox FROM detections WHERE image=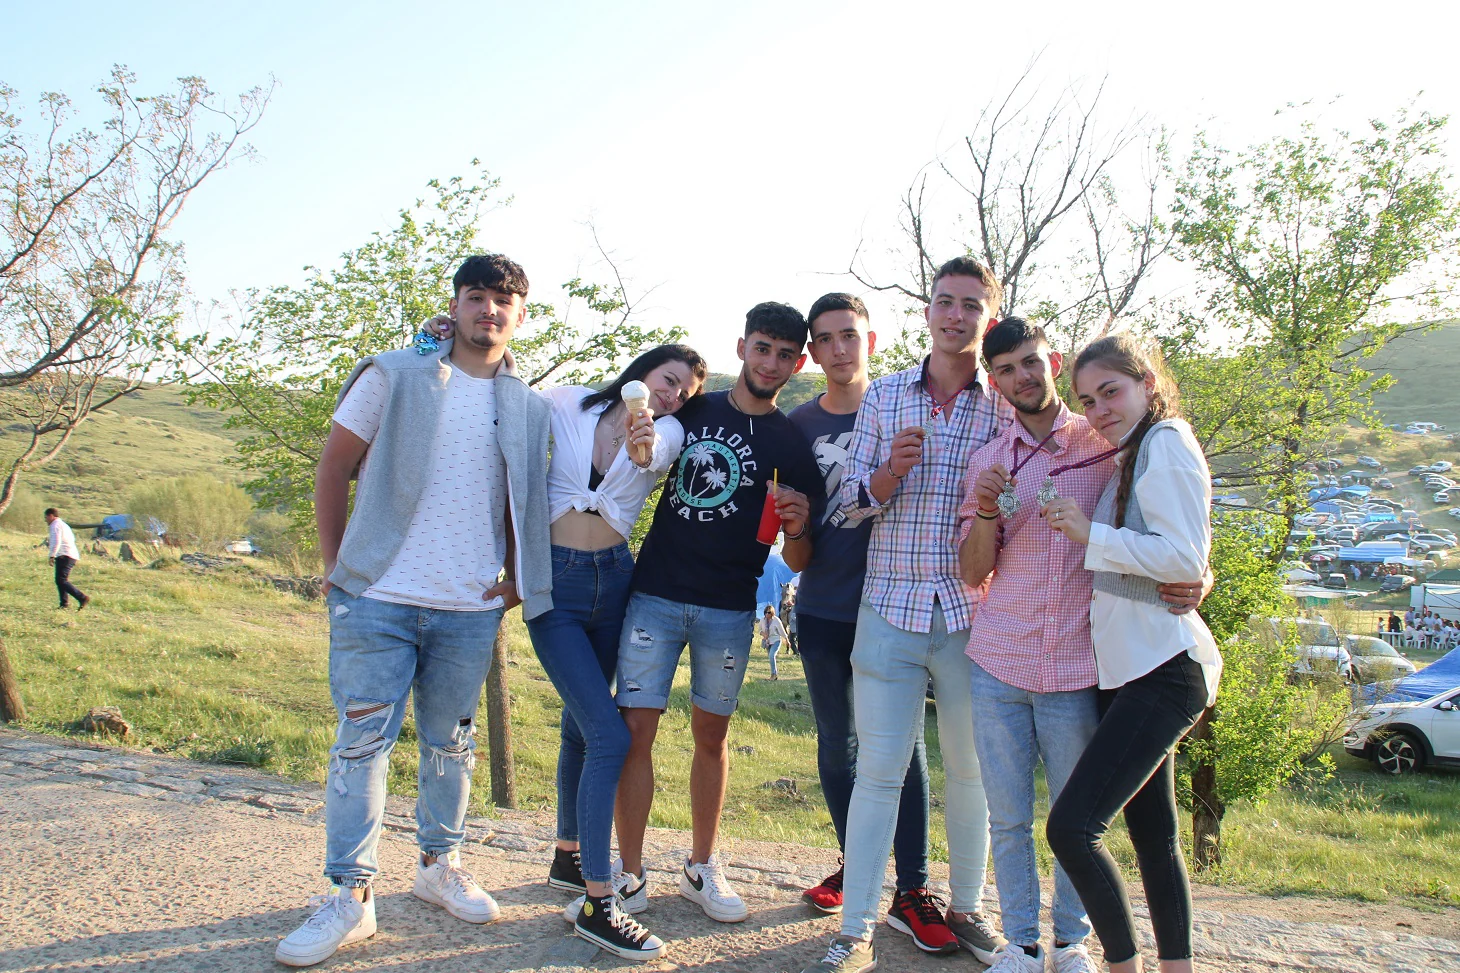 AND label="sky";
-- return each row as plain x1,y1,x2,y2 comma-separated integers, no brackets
6,0,1459,374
